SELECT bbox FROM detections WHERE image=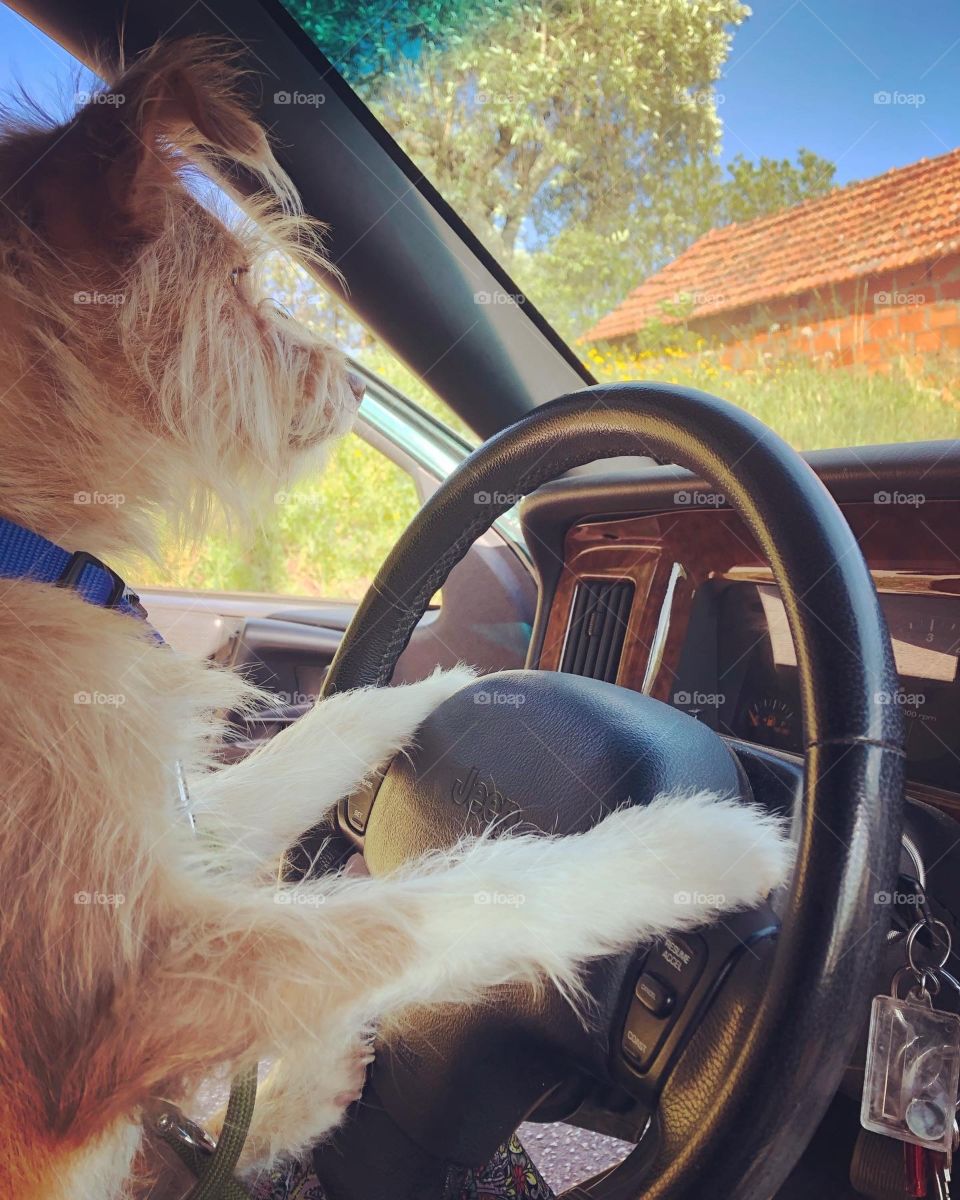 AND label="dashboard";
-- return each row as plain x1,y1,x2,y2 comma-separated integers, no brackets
522,443,960,814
